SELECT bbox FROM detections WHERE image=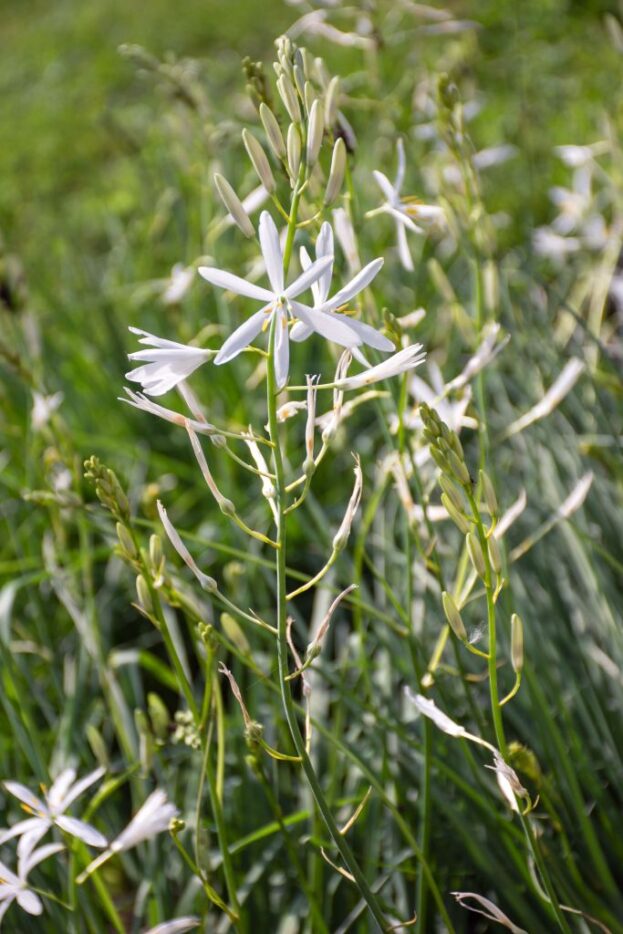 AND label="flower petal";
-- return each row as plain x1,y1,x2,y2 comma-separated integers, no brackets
396,221,414,271
389,206,422,233
16,889,43,915
0,818,46,848
336,316,394,352
214,307,270,365
315,222,334,303
20,842,64,878
395,138,406,191
47,769,76,811
258,212,284,294
197,266,273,303
321,258,383,312
17,822,50,862
290,320,314,343
274,311,290,390
284,255,333,300
373,170,396,204
55,816,107,848
3,782,46,815
290,301,359,348
56,767,105,811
